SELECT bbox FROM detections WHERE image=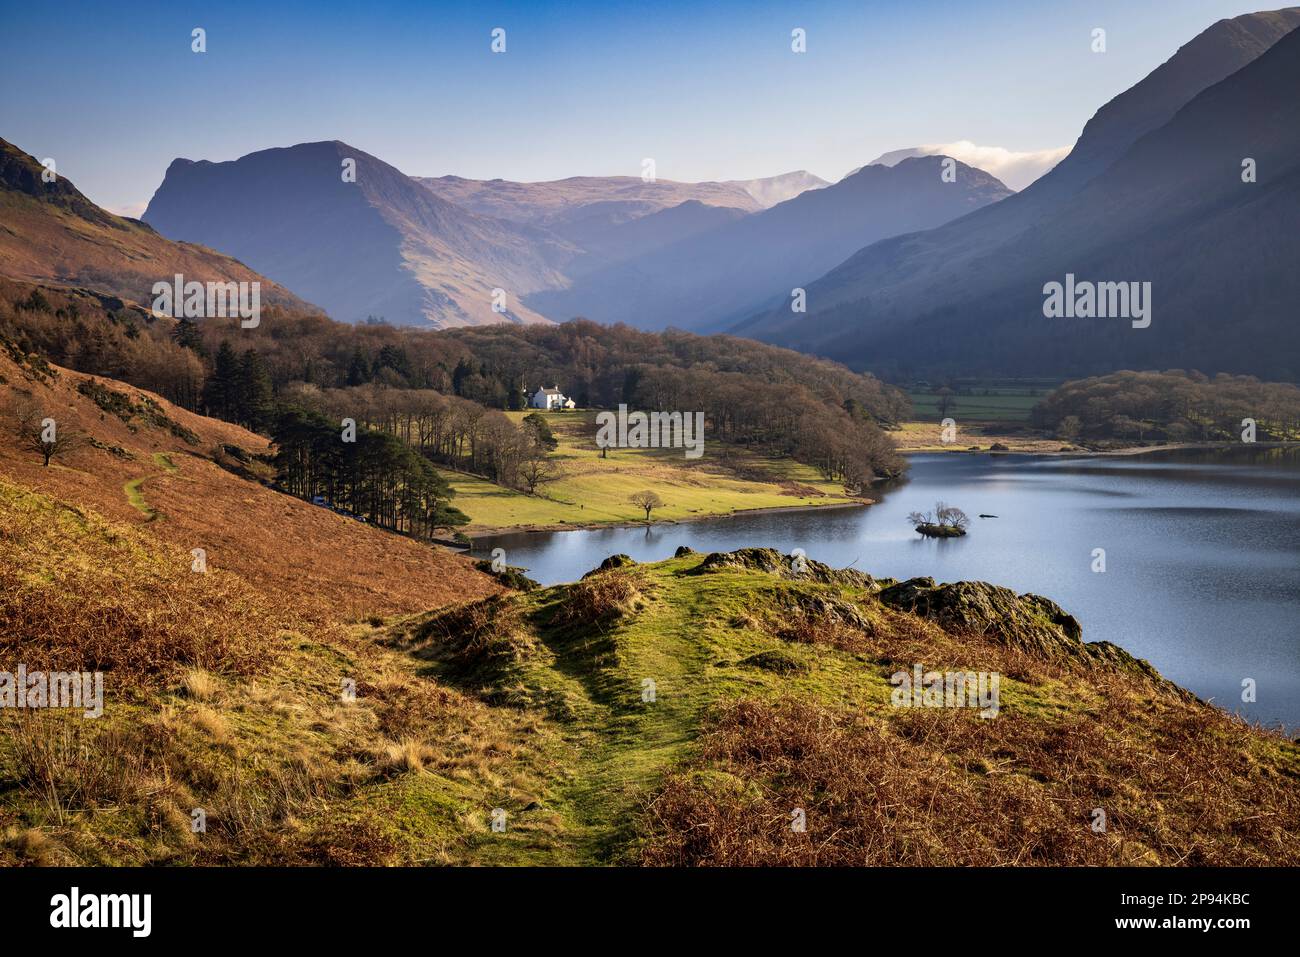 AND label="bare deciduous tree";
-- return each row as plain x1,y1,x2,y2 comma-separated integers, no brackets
14,402,85,467
630,489,664,522
936,387,957,419
519,446,559,495
934,501,970,530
